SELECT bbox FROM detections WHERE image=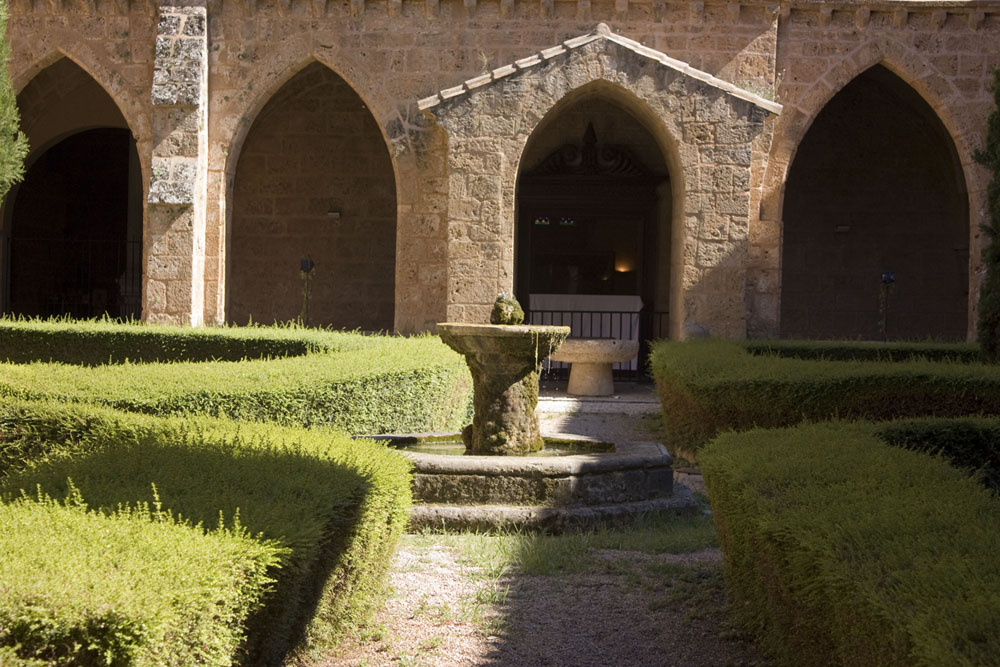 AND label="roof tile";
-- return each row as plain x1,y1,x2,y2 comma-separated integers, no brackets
419,23,783,116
